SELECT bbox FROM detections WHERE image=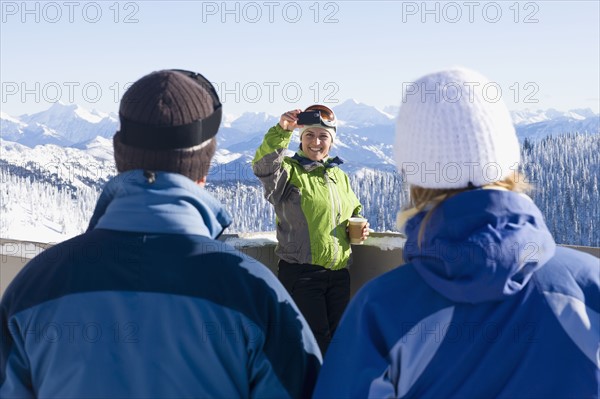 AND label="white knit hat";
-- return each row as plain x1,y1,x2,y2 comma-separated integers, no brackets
299,125,337,142
394,68,520,189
